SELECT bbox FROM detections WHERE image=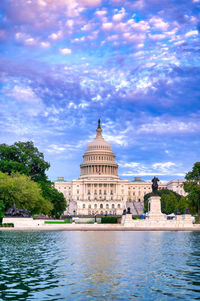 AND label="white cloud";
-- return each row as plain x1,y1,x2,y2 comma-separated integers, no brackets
148,33,166,40
185,30,198,38
150,17,169,31
49,30,63,40
95,9,107,17
102,22,113,30
25,38,37,45
59,48,72,54
81,23,93,31
137,119,200,134
123,32,145,43
112,8,126,22
119,162,140,168
152,162,176,172
40,41,50,48
120,161,185,177
131,20,150,32
47,144,66,154
68,102,77,109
